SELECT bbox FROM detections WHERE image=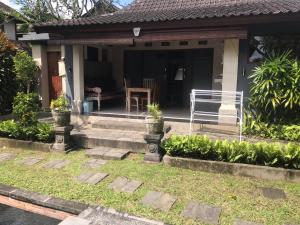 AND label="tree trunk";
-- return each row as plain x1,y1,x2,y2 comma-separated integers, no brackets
27,82,30,94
